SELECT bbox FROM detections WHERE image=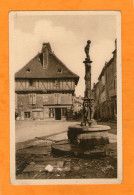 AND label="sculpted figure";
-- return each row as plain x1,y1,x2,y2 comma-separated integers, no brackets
90,100,95,119
91,105,95,119
82,101,90,125
84,40,91,59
